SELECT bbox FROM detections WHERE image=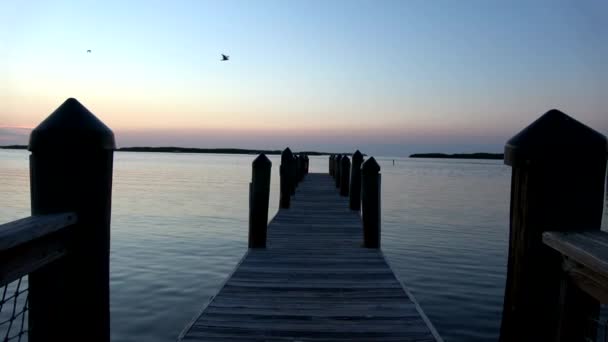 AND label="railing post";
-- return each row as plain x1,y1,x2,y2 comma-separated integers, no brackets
334,155,342,188
349,150,364,210
249,154,271,248
499,109,607,342
361,157,381,248
304,155,309,175
340,155,350,197
280,147,294,208
329,154,334,176
28,98,114,342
